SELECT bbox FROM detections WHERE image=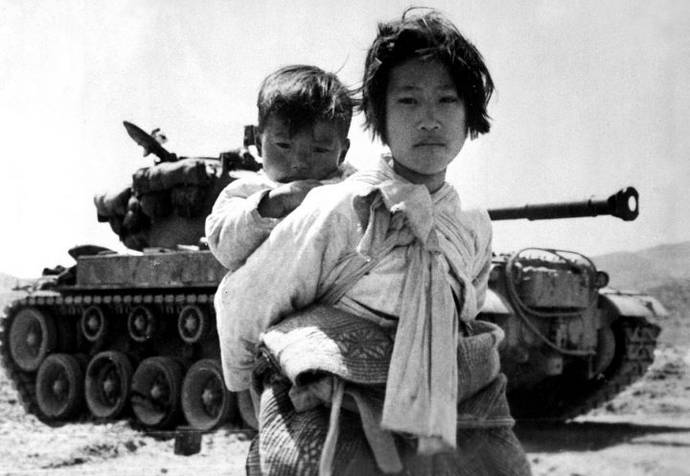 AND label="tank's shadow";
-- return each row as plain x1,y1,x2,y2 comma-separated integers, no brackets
514,419,690,452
